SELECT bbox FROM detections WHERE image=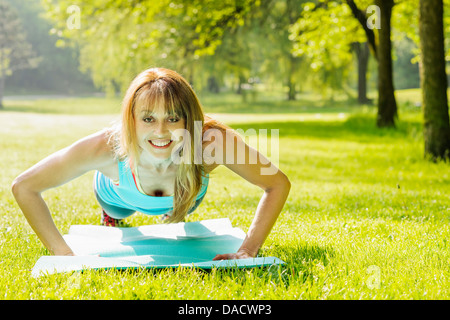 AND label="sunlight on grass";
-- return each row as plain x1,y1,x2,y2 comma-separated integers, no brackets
0,91,449,299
